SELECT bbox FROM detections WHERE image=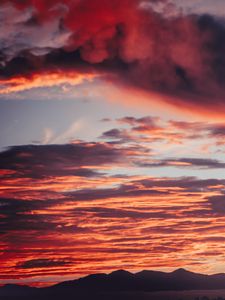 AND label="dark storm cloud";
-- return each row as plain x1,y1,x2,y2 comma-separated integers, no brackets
16,258,72,269
0,142,130,179
0,197,51,216
0,195,90,245
1,1,225,108
207,195,225,214
0,197,60,233
66,184,168,201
